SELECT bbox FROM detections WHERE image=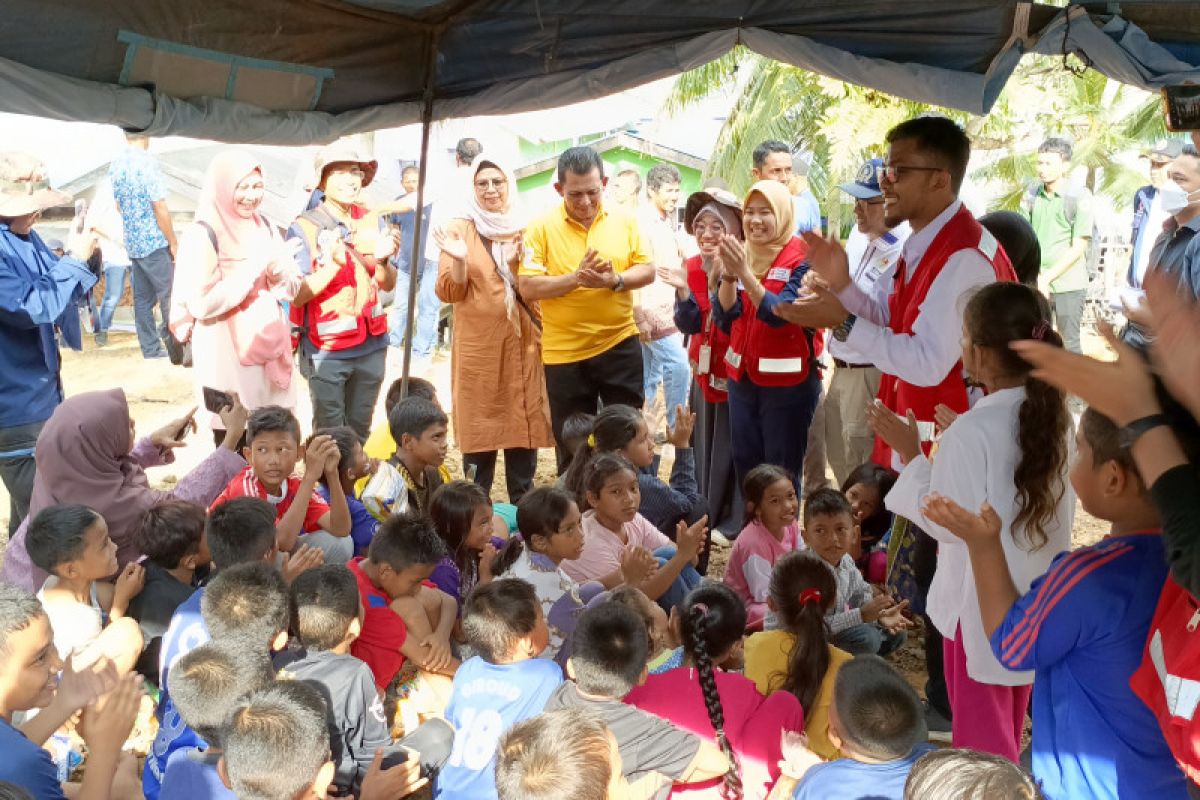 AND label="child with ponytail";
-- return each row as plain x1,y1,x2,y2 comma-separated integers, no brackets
428,480,504,616
744,550,851,760
869,281,1074,760
625,583,804,799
